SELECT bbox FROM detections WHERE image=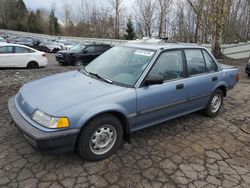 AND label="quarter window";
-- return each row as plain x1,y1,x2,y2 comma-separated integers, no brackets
185,49,206,76
203,50,218,72
0,46,13,53
15,47,32,53
149,50,184,81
